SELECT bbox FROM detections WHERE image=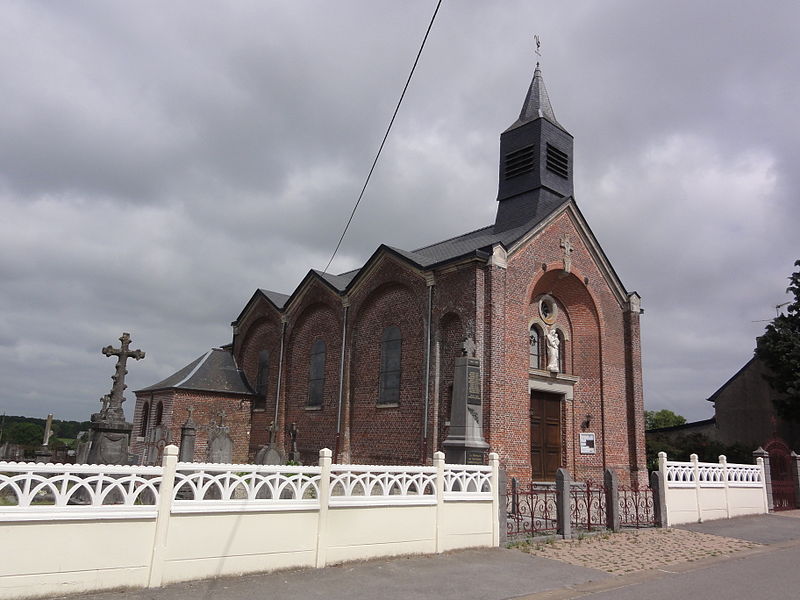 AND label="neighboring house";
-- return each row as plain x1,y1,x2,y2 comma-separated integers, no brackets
133,63,647,485
648,357,800,453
